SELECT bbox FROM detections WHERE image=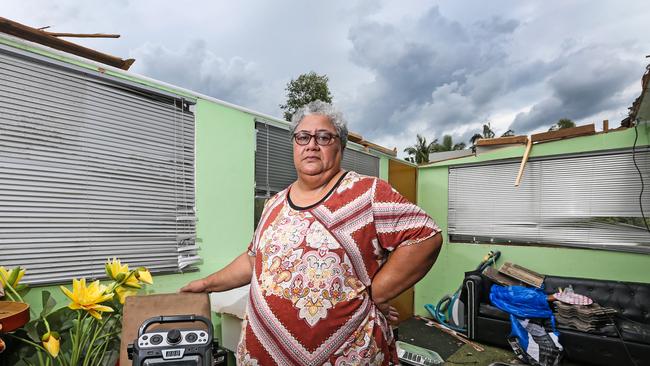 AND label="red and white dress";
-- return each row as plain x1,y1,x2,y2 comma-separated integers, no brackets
237,171,440,365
